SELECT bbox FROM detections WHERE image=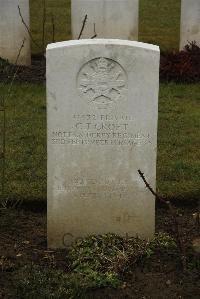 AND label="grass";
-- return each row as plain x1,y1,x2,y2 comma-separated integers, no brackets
30,0,71,54
0,82,199,203
158,83,200,201
29,0,181,53
0,83,46,202
139,0,181,51
0,0,199,203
